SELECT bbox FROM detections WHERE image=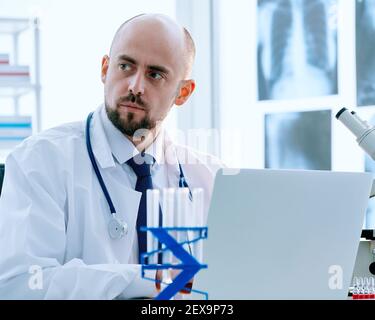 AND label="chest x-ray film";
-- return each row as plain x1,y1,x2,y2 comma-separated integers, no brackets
257,0,338,101
265,110,331,170
356,0,375,107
